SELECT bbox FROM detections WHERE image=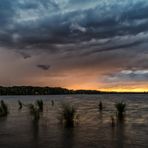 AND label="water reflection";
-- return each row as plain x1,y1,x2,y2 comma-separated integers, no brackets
0,116,8,132
30,120,40,148
61,128,75,148
115,121,125,148
32,121,39,140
